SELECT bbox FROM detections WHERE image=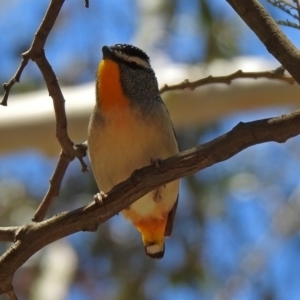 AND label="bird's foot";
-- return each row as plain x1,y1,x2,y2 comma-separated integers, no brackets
151,158,166,188
153,187,162,203
151,158,163,168
130,169,140,184
94,191,107,205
